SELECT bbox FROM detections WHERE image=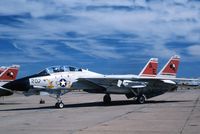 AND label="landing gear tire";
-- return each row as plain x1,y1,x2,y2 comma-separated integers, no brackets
103,94,111,104
55,102,64,109
55,102,59,108
136,95,146,104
